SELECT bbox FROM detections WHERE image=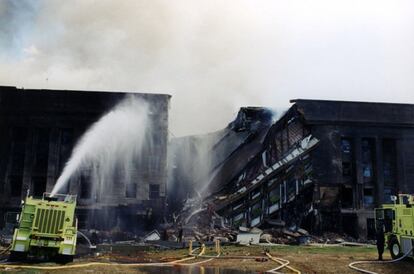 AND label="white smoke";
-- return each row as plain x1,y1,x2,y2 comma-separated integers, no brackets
1,0,414,136
51,95,150,196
